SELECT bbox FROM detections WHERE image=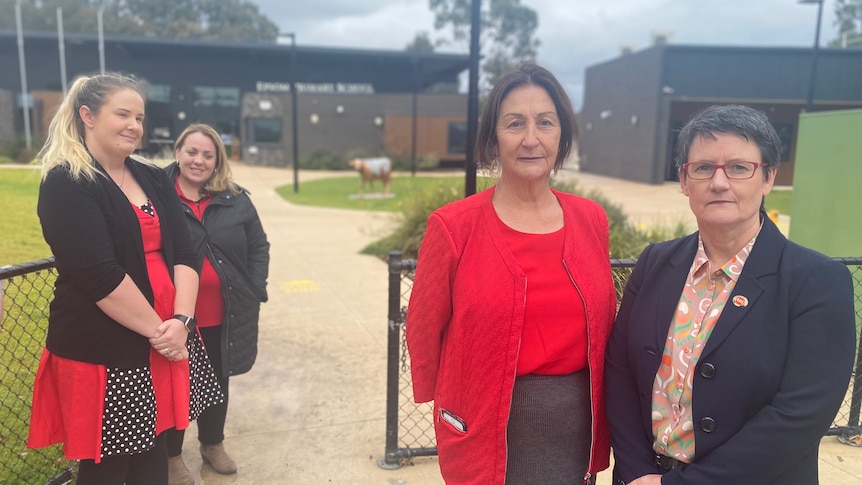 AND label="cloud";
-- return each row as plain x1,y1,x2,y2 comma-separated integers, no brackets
254,0,842,107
